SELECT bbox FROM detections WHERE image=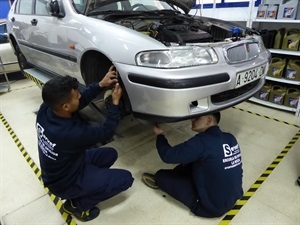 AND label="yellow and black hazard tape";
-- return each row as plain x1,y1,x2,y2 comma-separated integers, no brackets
23,70,45,87
219,129,300,225
0,112,77,225
4,71,300,224
233,106,300,128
